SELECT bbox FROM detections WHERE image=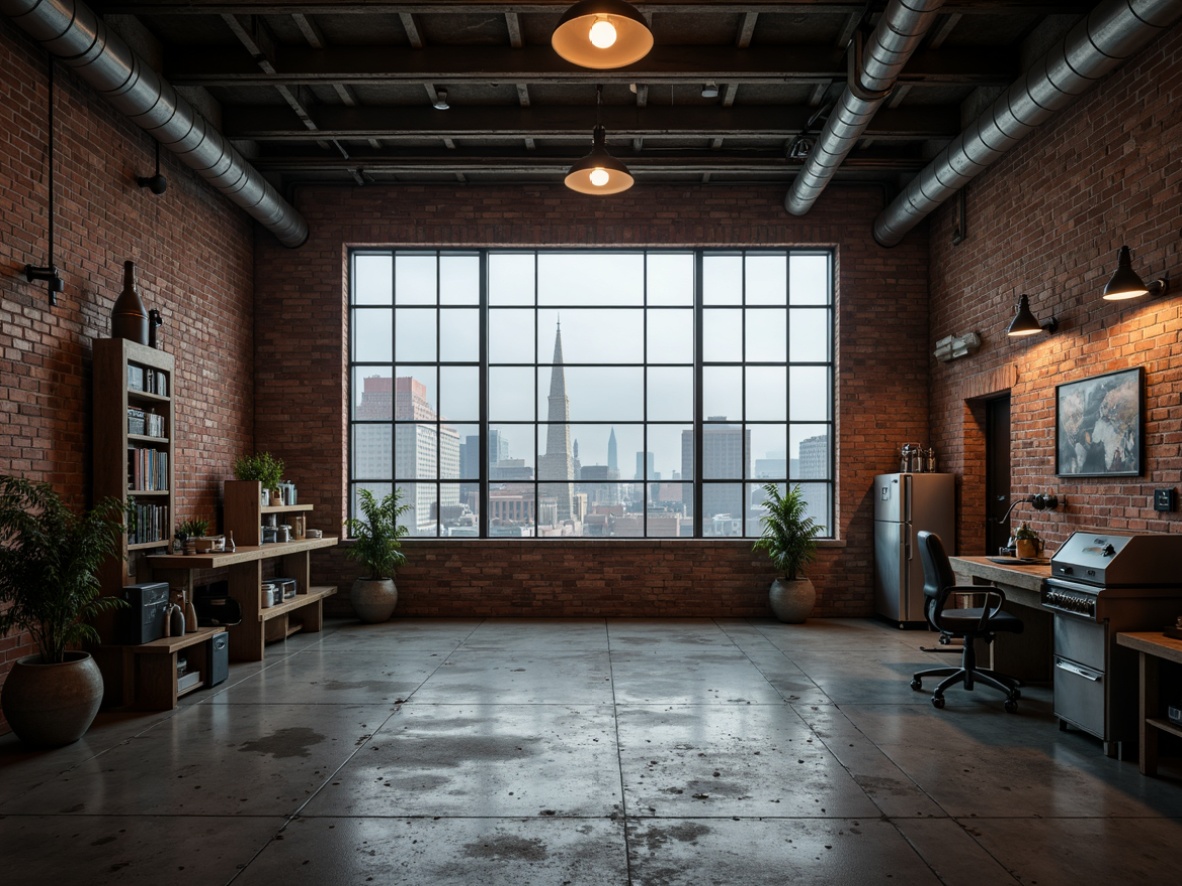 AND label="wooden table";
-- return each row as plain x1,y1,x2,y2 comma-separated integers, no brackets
949,556,1054,681
1116,631,1182,776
